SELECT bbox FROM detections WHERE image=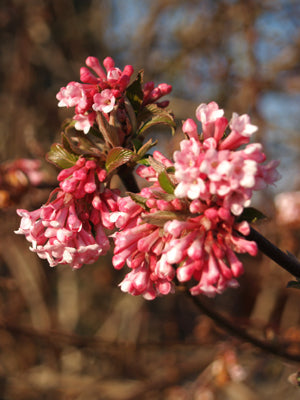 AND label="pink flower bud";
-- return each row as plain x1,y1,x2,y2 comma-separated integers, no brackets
80,67,98,84
103,57,115,71
86,56,107,79
182,118,198,140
